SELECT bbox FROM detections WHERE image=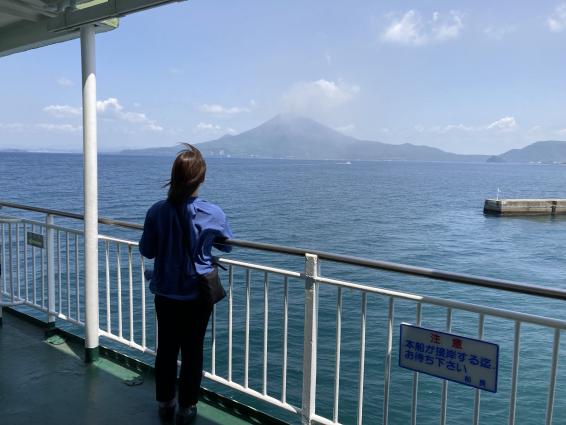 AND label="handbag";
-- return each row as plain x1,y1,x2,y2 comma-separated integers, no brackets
175,204,226,305
197,264,226,306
